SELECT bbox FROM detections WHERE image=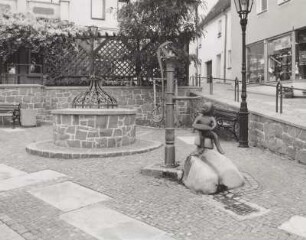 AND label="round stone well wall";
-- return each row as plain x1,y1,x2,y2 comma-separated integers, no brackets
52,108,136,148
